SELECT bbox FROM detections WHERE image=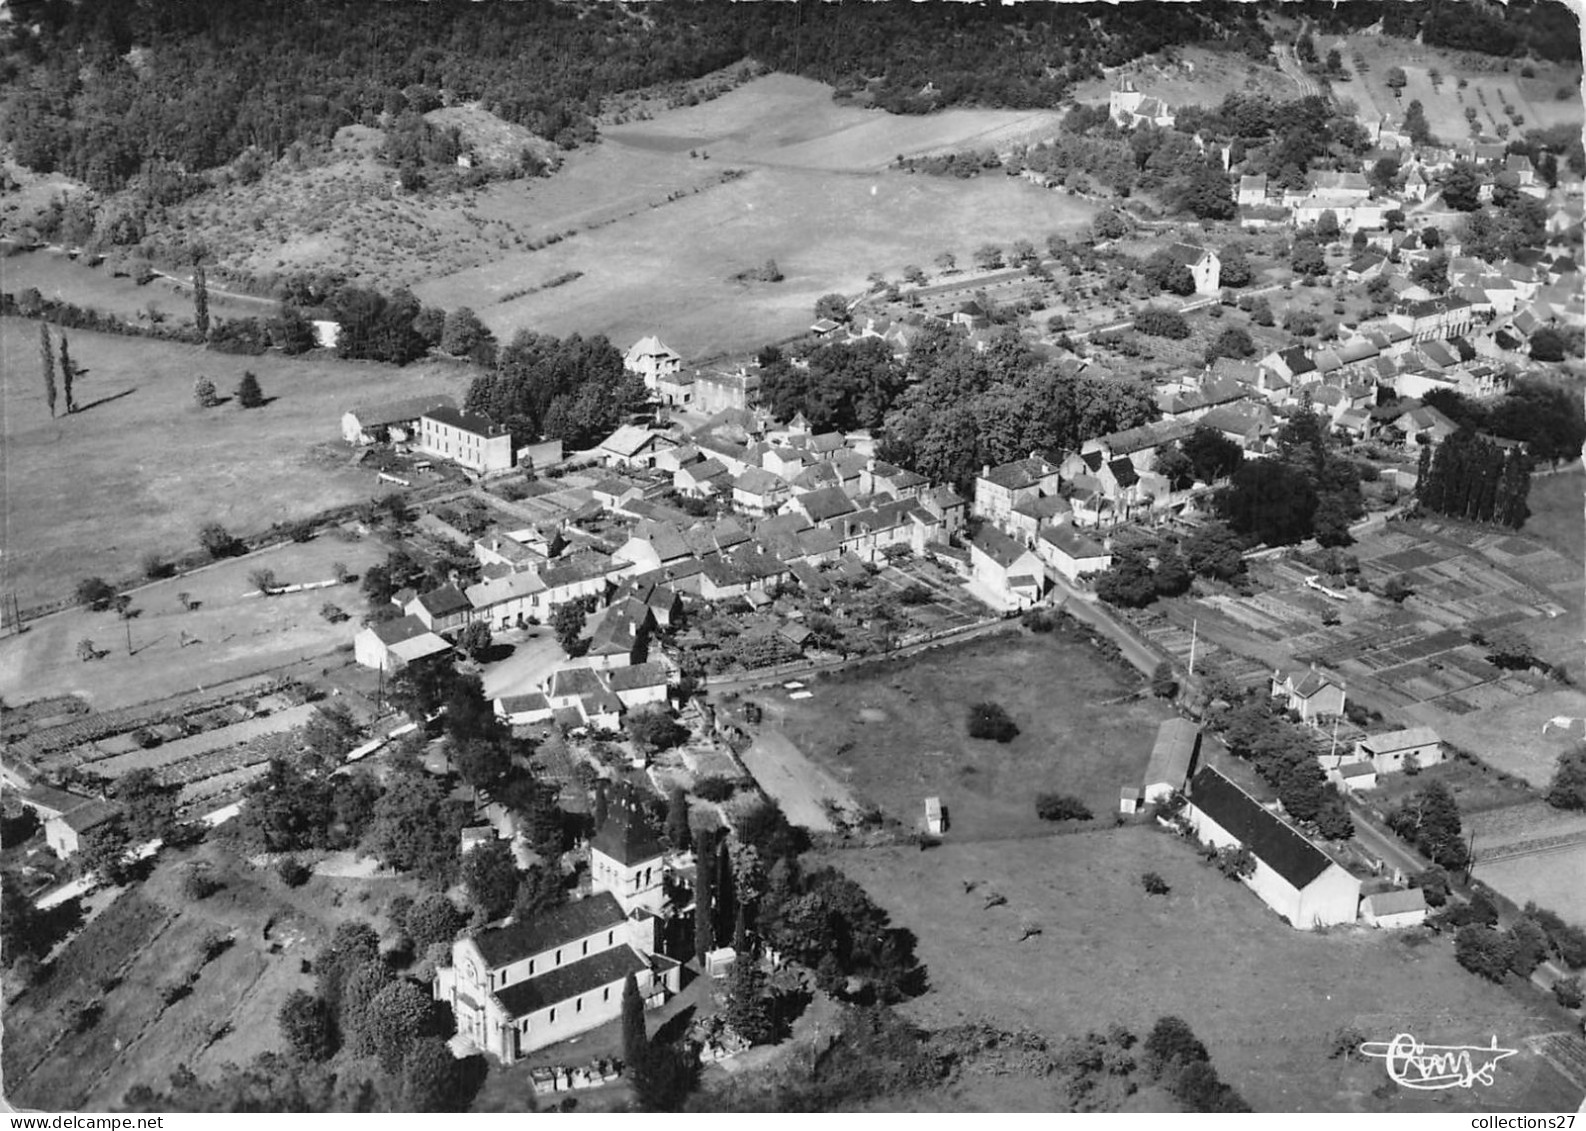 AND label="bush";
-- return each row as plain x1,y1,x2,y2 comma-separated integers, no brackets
966,701,1018,742
1036,793,1093,822
277,856,312,887
76,577,118,611
1553,975,1583,1010
1134,308,1191,339
199,523,243,560
182,869,221,901
1141,872,1170,895
1454,924,1515,982
693,776,735,803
